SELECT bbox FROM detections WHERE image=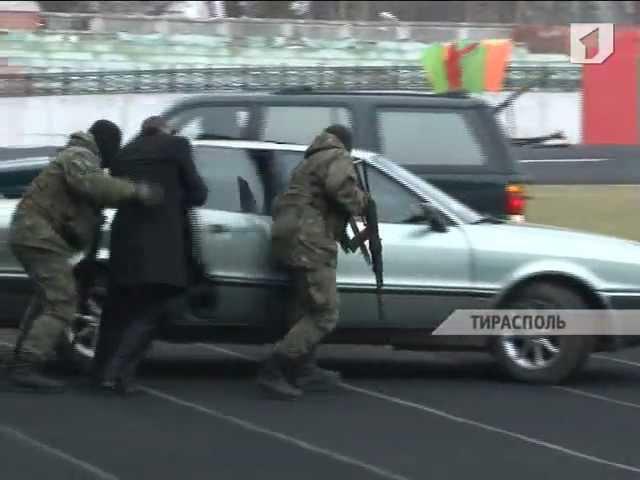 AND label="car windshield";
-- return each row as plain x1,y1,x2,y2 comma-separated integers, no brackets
366,154,484,224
